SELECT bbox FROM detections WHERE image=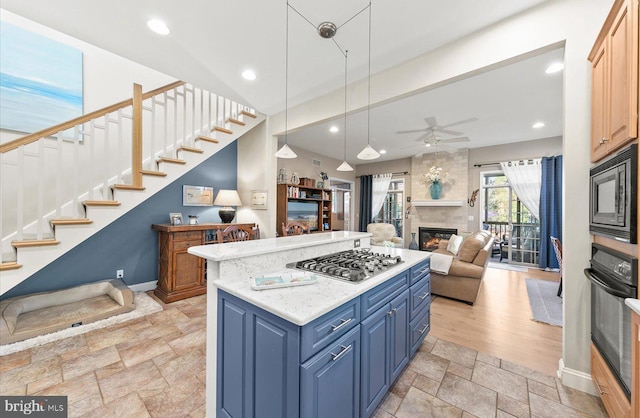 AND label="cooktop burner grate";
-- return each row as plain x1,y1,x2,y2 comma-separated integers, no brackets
287,249,403,283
